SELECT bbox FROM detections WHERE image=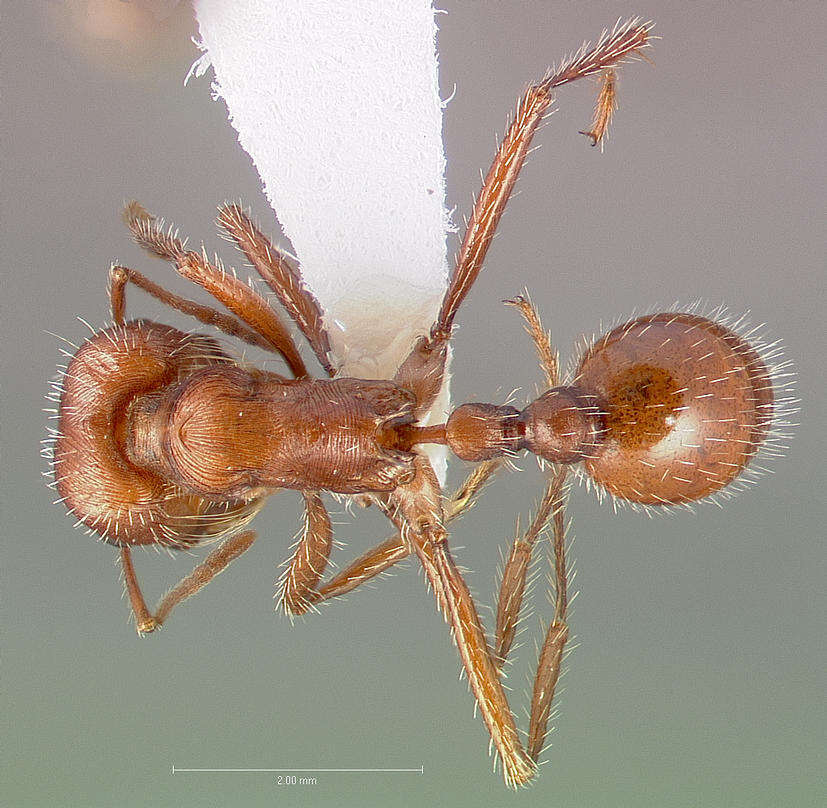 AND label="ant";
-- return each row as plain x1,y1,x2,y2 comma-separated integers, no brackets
46,20,789,787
